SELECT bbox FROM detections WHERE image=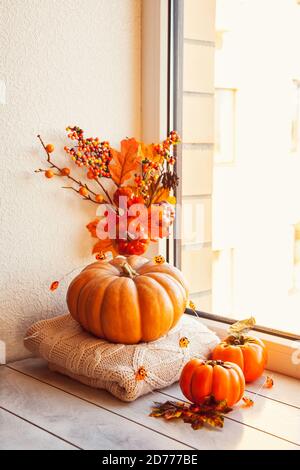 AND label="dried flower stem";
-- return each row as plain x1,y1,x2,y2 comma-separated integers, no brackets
148,173,163,207
36,134,108,205
95,177,114,205
62,186,99,204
